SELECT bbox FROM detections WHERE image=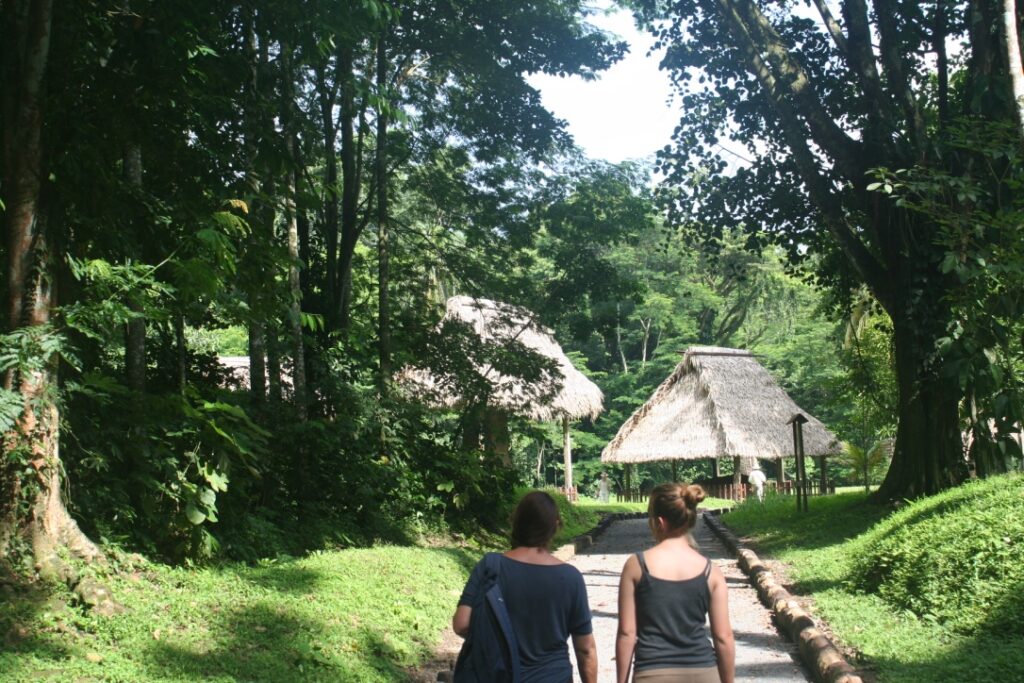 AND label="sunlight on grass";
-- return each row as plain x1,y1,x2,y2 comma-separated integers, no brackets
723,477,1024,682
0,546,479,683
